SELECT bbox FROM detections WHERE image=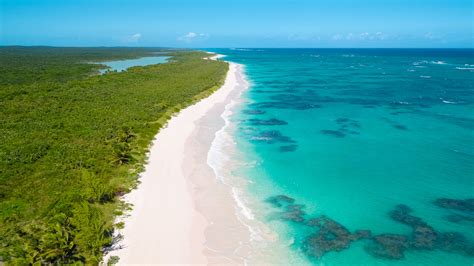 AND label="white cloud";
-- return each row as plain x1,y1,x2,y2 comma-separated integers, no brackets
178,32,209,42
359,32,370,40
375,32,388,40
424,32,435,39
332,34,344,40
132,33,141,40
332,33,356,41
185,32,197,39
332,32,390,41
126,33,141,43
423,32,443,40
